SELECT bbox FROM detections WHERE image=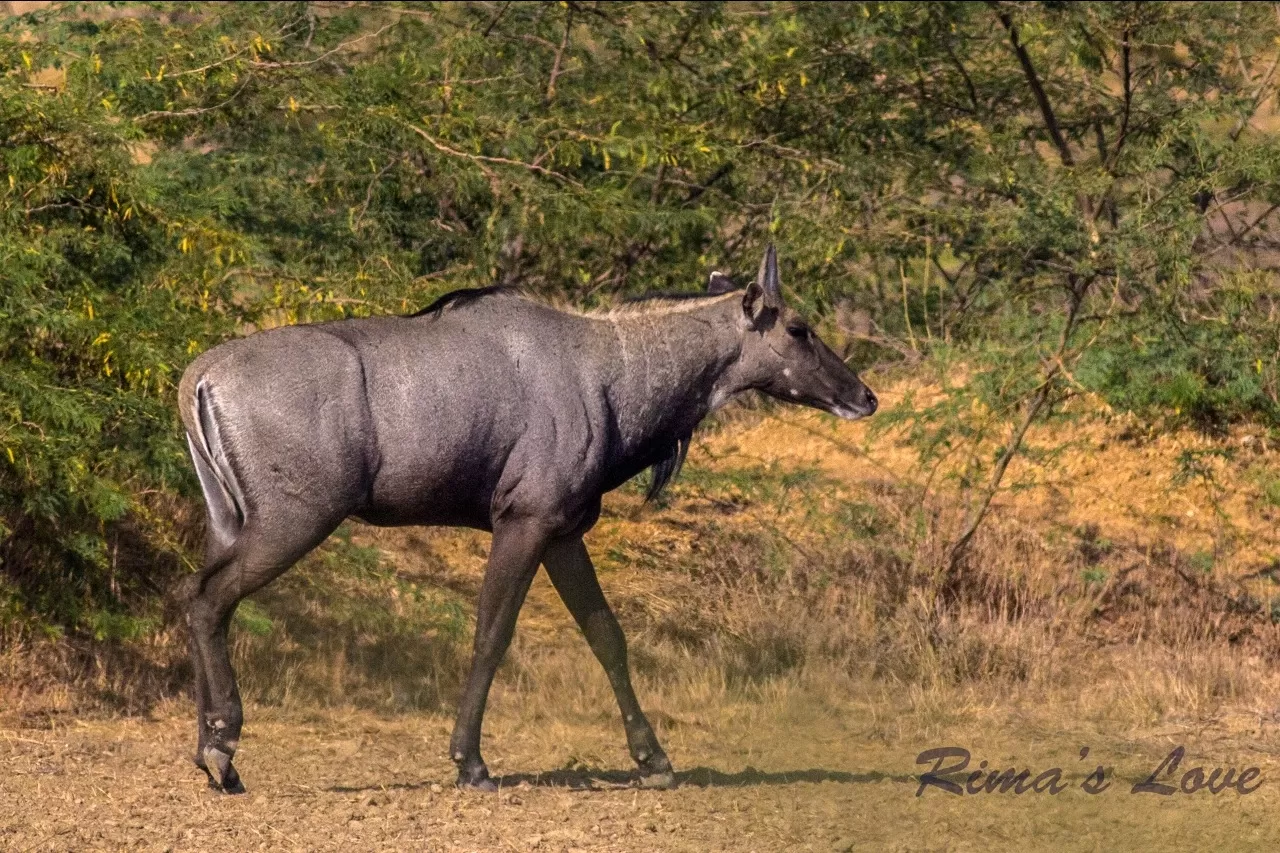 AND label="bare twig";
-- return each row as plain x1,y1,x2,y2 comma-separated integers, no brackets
683,162,733,204
835,322,924,364
517,32,559,51
24,200,78,215
545,5,573,103
398,119,583,188
1230,49,1280,141
899,260,917,352
349,2,431,21
739,138,846,172
353,157,402,230
250,21,399,70
303,6,317,49
649,162,666,206
170,16,310,78
943,37,981,113
947,278,1089,575
169,46,253,79
1201,201,1280,261
133,76,253,122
